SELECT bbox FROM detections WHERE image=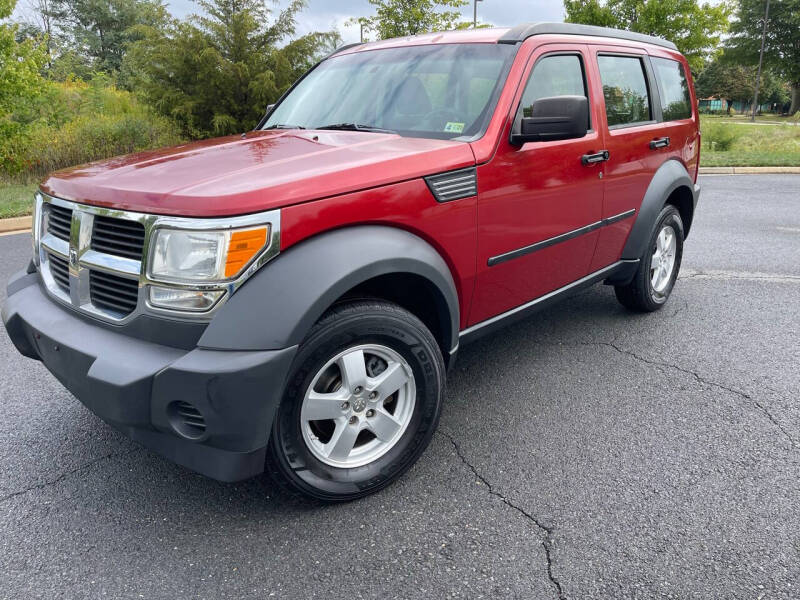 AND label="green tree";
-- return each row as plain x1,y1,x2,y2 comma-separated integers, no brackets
357,0,468,40
124,0,340,138
564,0,732,71
727,0,800,115
1,0,47,172
696,59,787,113
42,0,168,74
1,0,46,116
